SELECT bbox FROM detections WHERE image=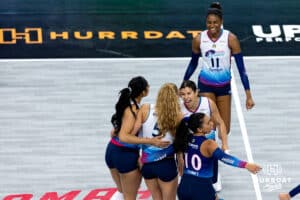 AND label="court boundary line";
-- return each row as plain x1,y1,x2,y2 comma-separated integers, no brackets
0,56,299,62
231,70,263,200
